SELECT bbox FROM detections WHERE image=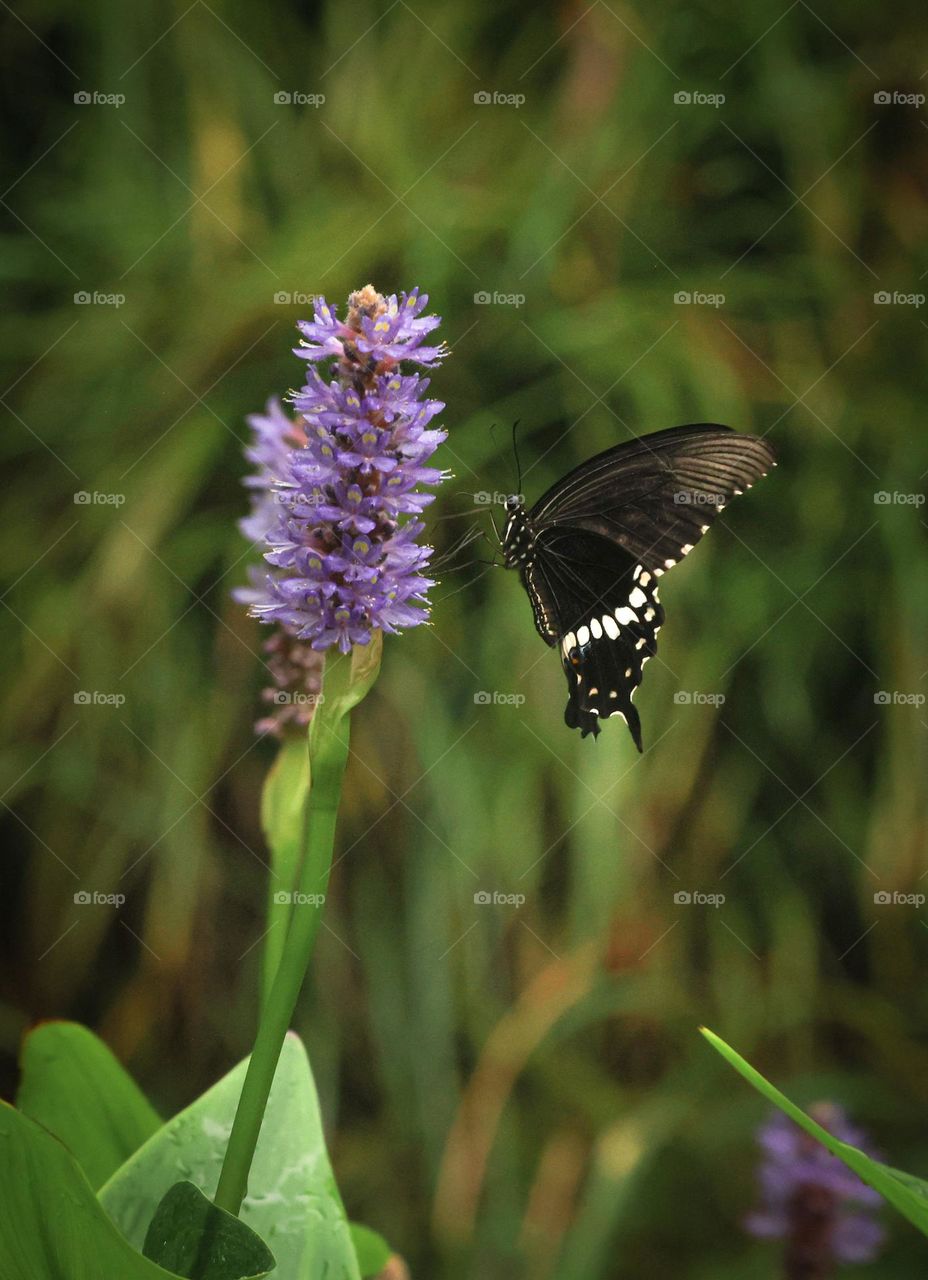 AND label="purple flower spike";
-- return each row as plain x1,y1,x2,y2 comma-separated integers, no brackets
745,1104,886,1279
236,285,448,734
294,287,445,368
